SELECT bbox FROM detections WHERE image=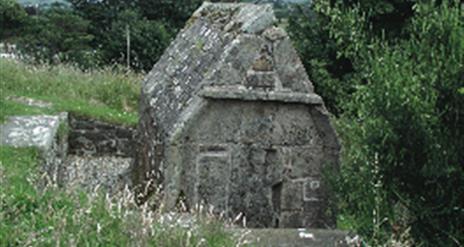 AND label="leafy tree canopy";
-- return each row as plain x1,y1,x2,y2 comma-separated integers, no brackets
0,0,28,40
17,4,95,67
